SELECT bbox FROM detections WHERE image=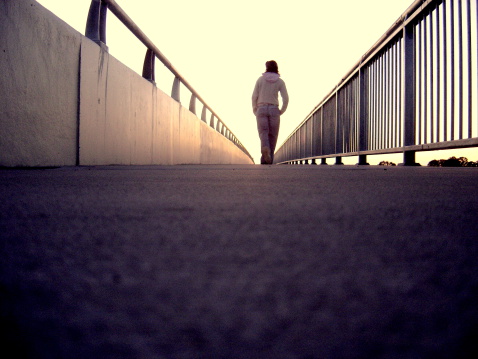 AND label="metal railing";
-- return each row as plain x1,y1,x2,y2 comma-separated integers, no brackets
275,0,477,165
85,0,253,162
